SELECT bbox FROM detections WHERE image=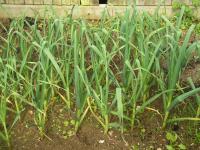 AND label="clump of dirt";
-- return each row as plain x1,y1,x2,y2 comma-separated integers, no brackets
181,63,200,86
